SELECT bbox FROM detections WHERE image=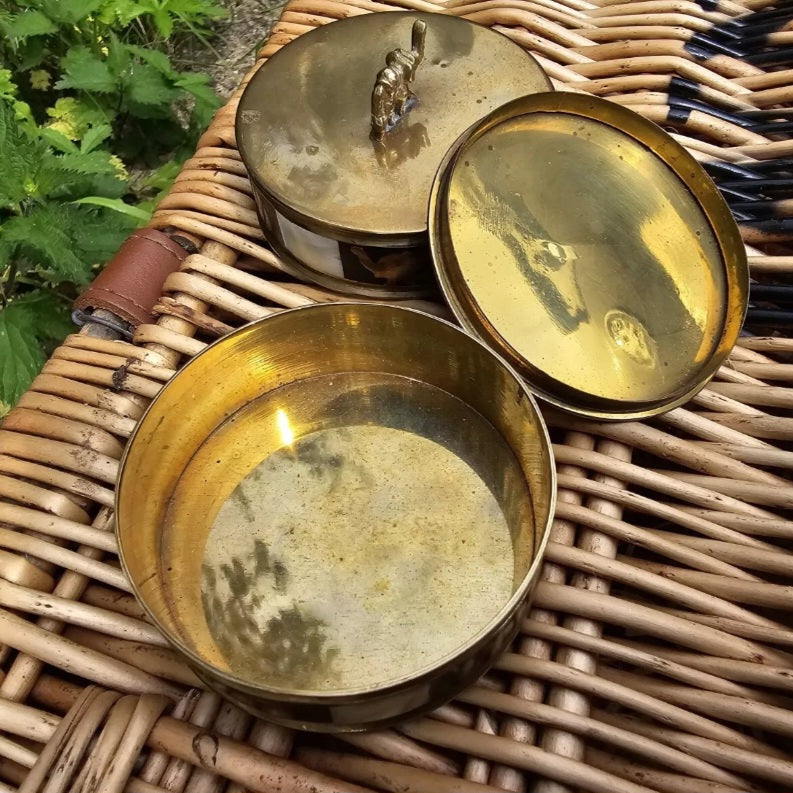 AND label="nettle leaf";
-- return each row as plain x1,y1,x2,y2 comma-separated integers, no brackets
1,9,57,40
67,204,135,263
2,204,133,289
68,173,129,201
46,97,112,141
125,62,179,108
11,290,73,344
153,0,227,25
142,157,181,193
0,69,34,127
176,72,221,128
29,68,51,90
14,37,48,71
0,297,46,405
80,123,112,153
126,45,174,77
36,149,127,200
0,70,17,100
149,7,174,38
38,0,102,25
56,47,117,94
0,99,44,209
97,0,145,26
57,150,124,177
108,155,128,180
0,289,74,405
39,127,79,153
106,36,131,80
0,206,88,284
42,170,127,203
